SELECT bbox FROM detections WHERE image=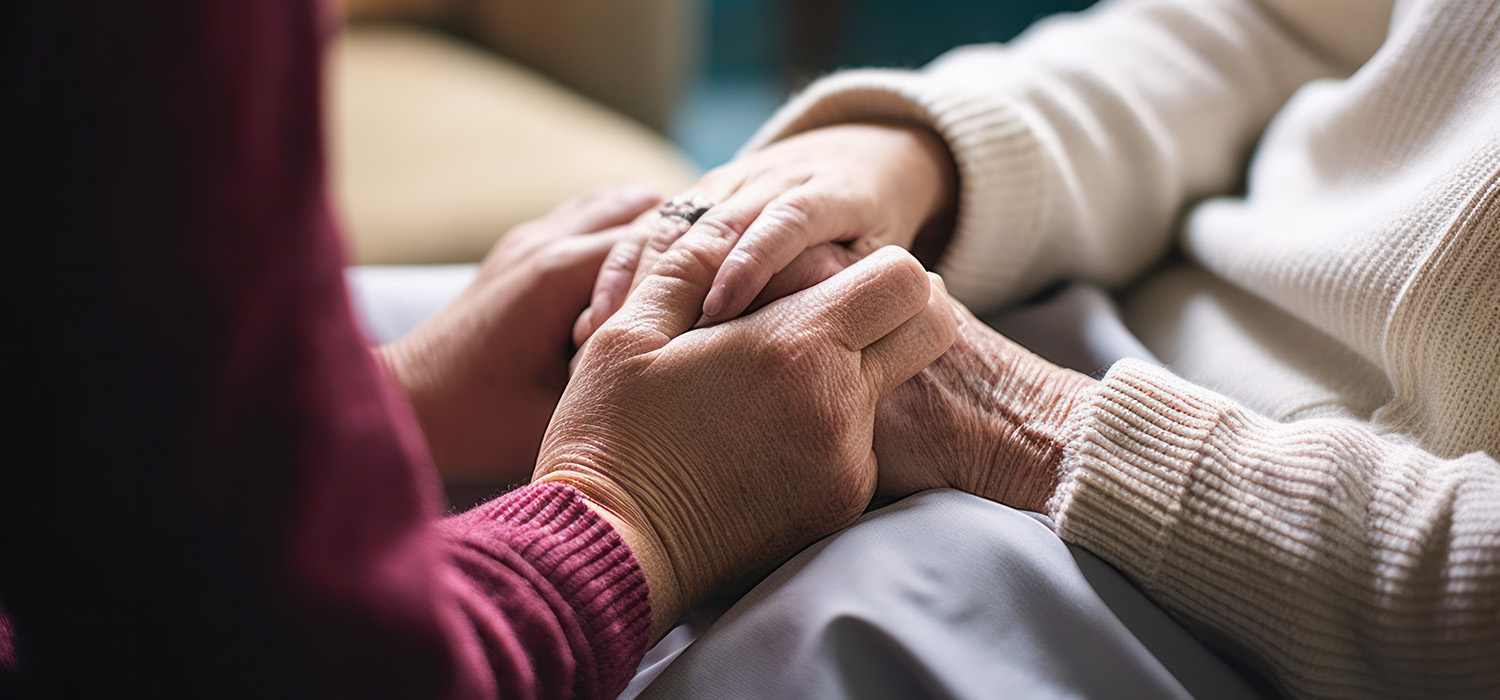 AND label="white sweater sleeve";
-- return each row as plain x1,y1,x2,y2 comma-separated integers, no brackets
1054,359,1500,699
743,0,1389,312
